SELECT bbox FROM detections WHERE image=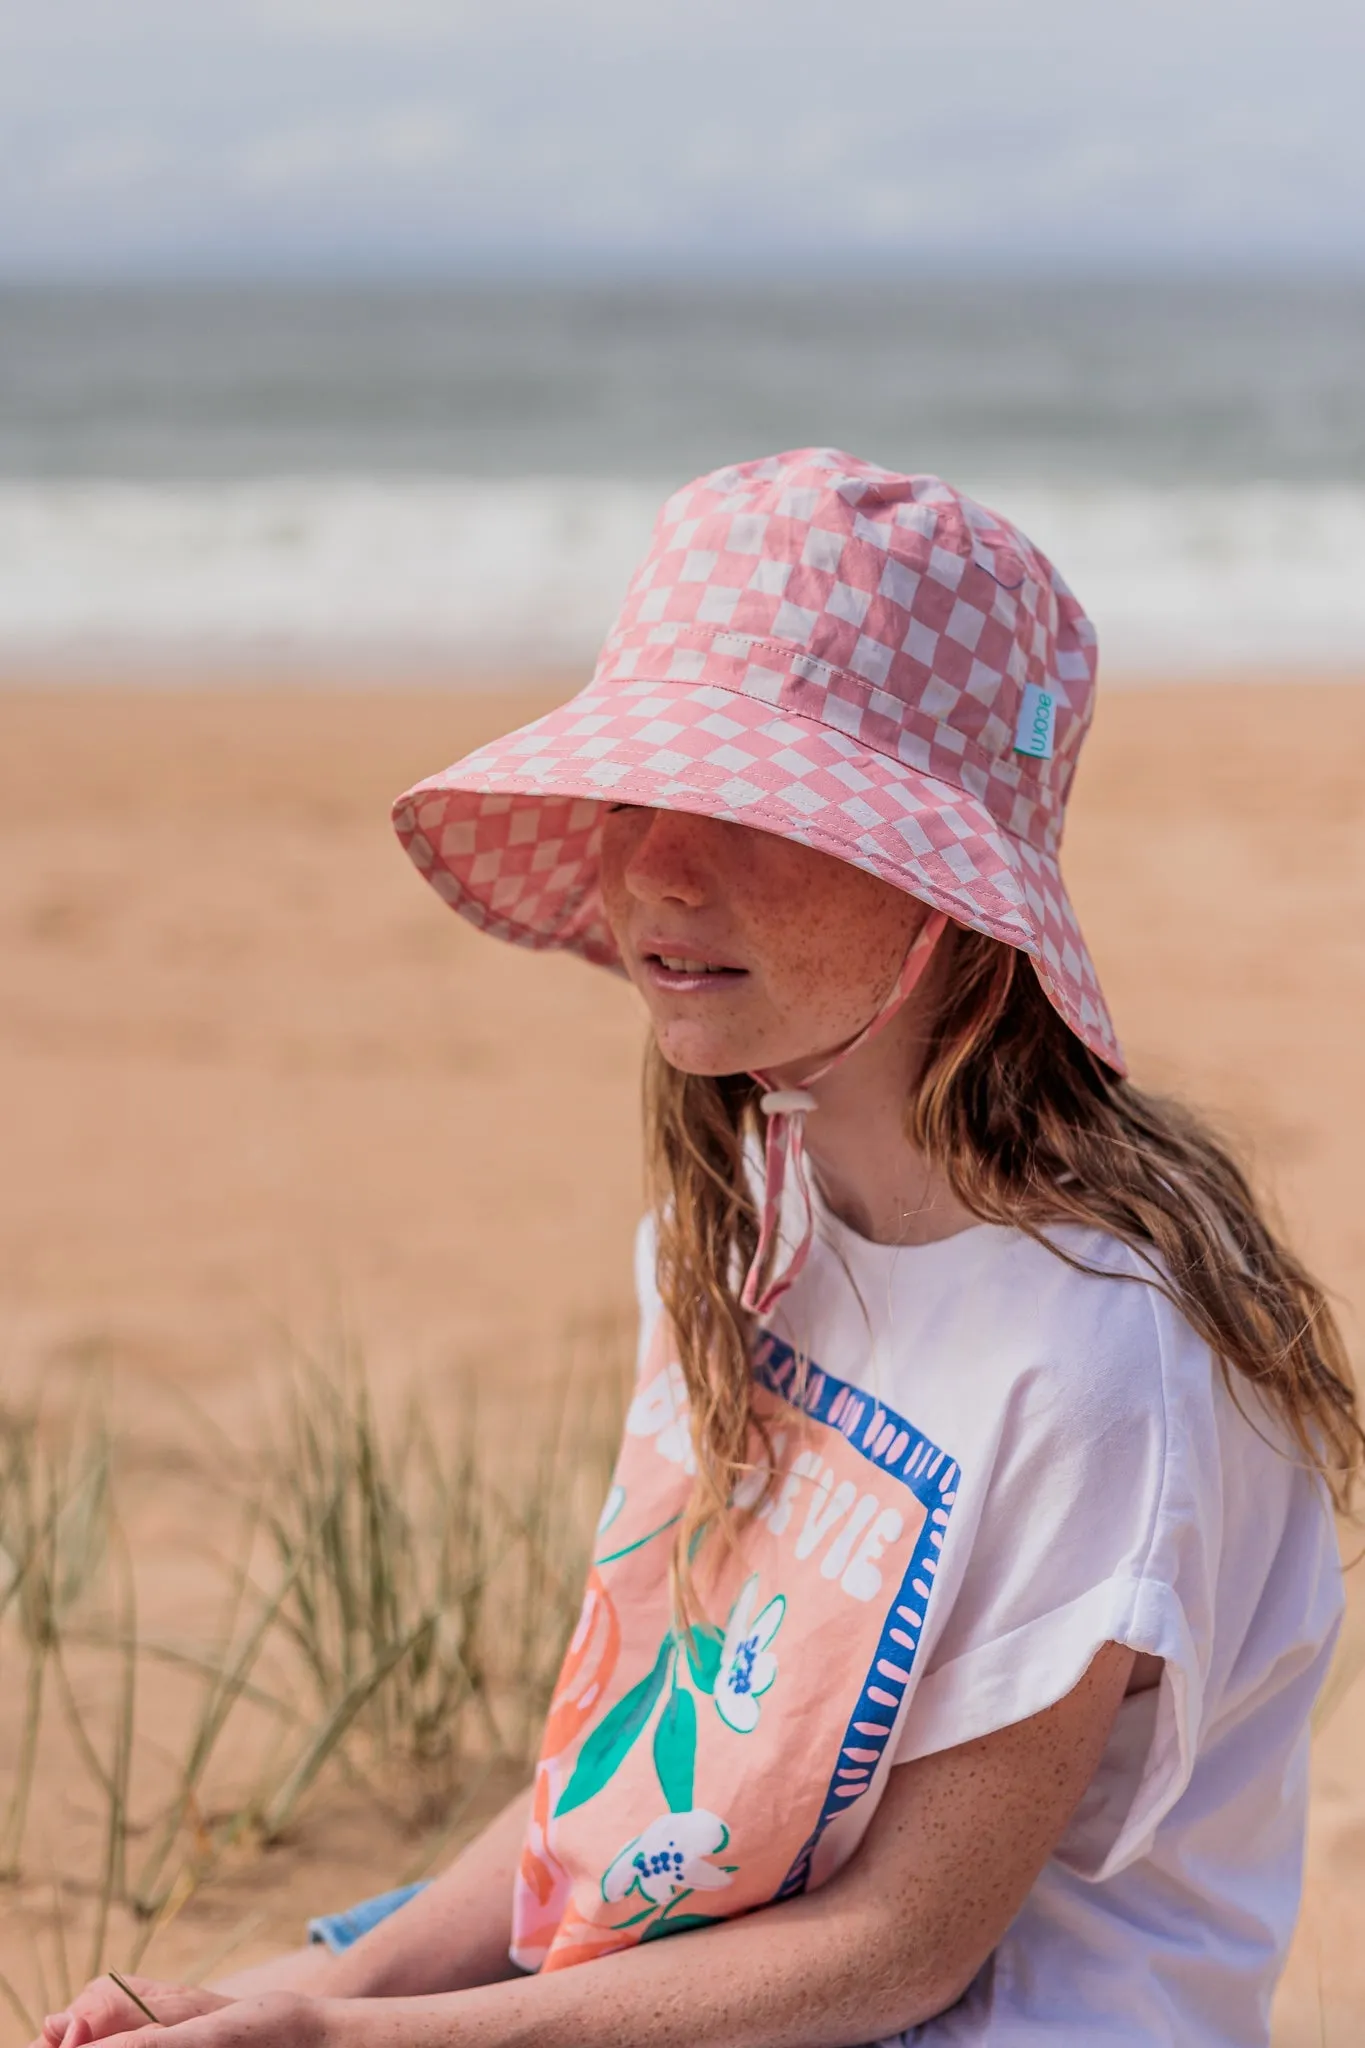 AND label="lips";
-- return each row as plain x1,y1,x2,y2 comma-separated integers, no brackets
639,941,748,994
